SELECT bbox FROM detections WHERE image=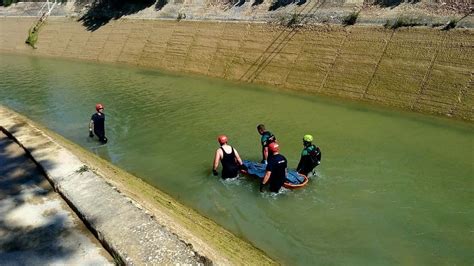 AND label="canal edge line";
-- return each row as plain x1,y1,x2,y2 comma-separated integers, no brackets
0,105,275,265
0,106,209,265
